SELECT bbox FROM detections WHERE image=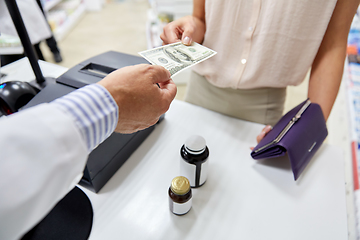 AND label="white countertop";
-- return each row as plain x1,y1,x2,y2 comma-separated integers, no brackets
82,100,348,240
